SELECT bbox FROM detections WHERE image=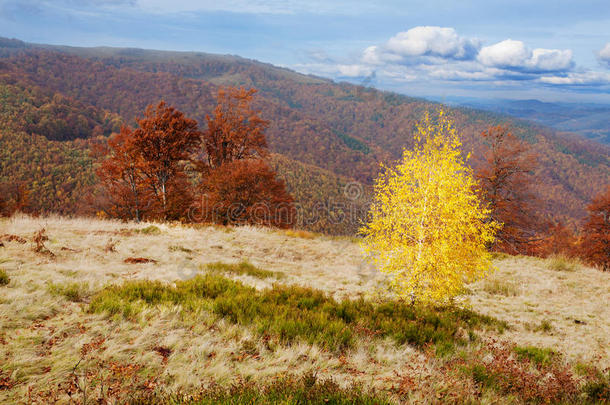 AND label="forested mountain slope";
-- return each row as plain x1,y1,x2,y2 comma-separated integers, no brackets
0,37,608,230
